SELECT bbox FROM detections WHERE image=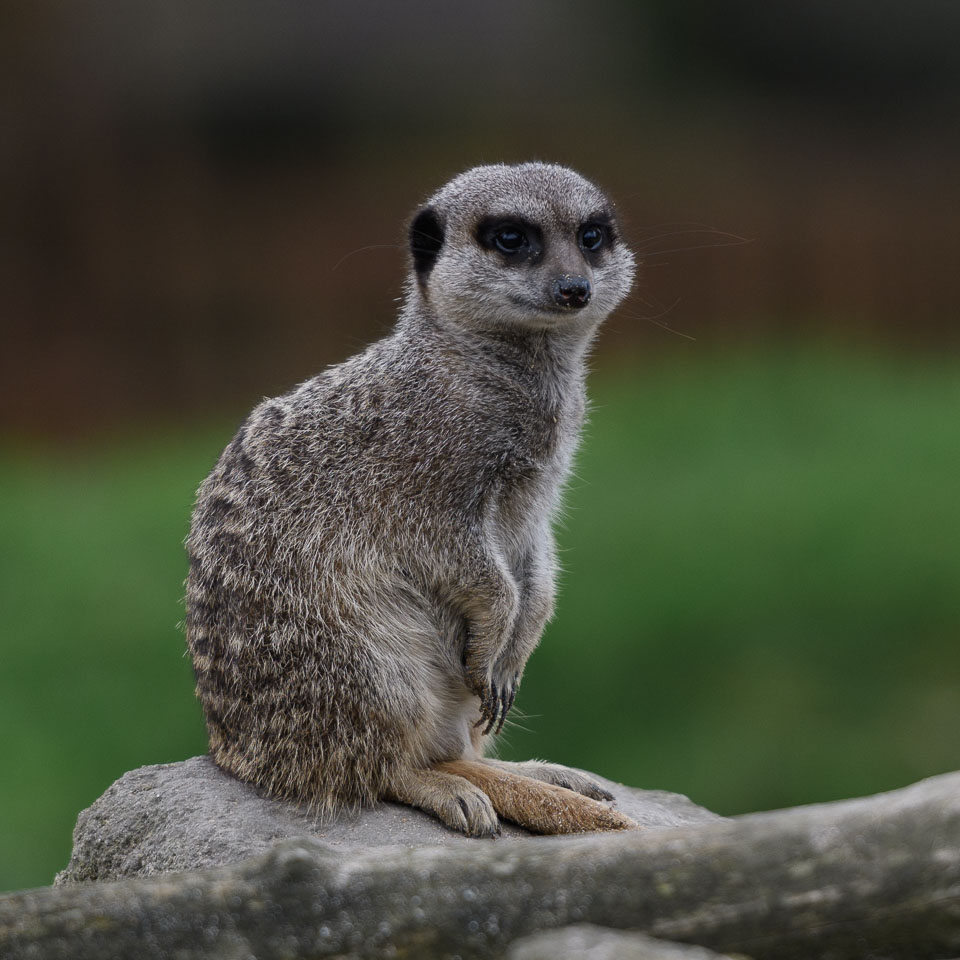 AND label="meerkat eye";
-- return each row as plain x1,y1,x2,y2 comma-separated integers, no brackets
476,217,541,259
579,224,606,252
494,227,528,254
